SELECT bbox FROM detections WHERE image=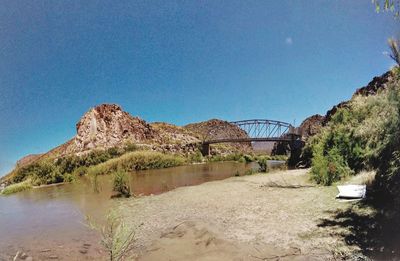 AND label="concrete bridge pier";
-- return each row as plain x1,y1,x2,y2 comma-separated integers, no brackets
201,143,210,156
288,135,305,167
